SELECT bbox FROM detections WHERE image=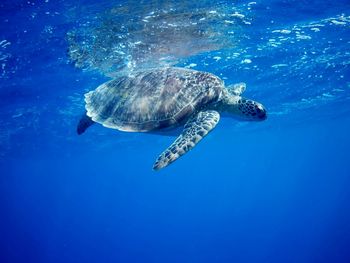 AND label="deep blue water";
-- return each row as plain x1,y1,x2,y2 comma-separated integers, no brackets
1,1,350,262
